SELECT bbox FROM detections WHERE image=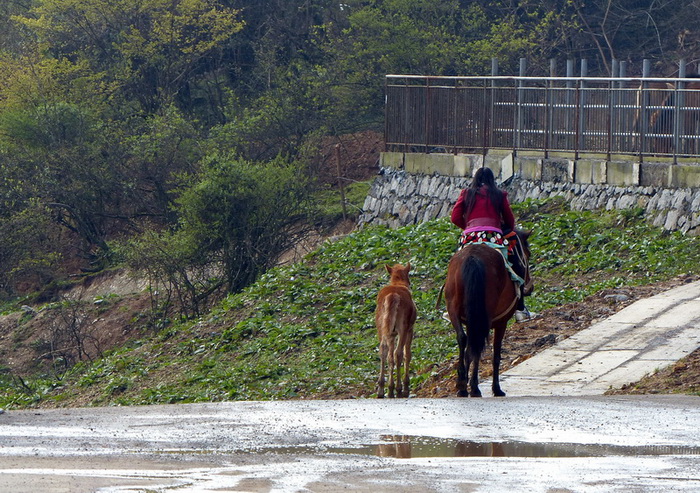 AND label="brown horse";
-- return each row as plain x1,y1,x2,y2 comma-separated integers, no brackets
444,231,531,397
376,263,417,398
